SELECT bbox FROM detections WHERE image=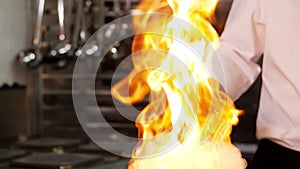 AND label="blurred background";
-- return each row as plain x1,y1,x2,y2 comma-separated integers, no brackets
0,0,260,168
